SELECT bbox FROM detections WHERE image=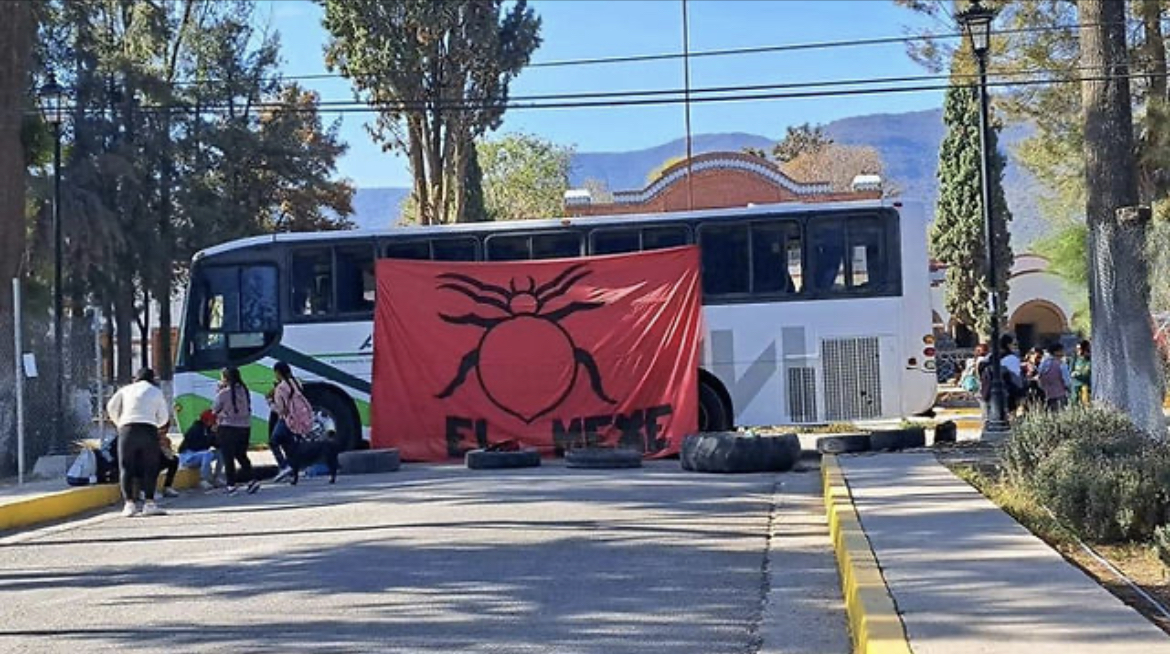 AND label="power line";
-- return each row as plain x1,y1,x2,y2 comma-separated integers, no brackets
42,67,1158,117
162,20,1115,89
